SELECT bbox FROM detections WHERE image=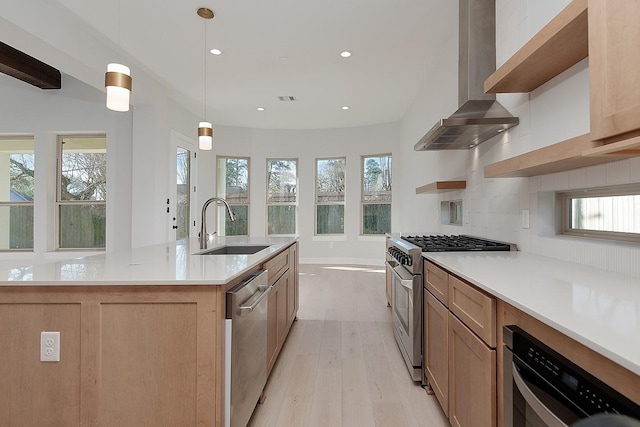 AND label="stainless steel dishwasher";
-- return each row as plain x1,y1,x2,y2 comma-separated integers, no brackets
225,269,270,427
